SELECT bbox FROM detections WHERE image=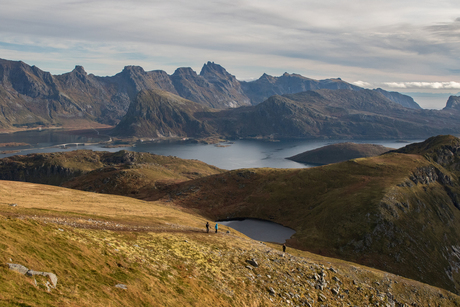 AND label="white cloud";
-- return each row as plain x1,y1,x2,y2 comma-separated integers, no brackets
1,0,460,85
352,81,372,88
383,81,460,89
